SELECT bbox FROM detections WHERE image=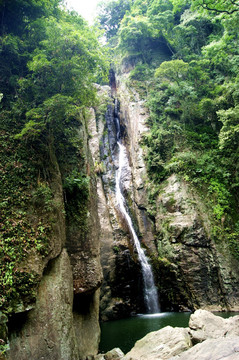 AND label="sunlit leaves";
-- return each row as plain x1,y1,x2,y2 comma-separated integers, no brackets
118,15,153,57
218,106,239,151
24,17,108,106
155,59,189,84
97,0,131,40
191,0,239,14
